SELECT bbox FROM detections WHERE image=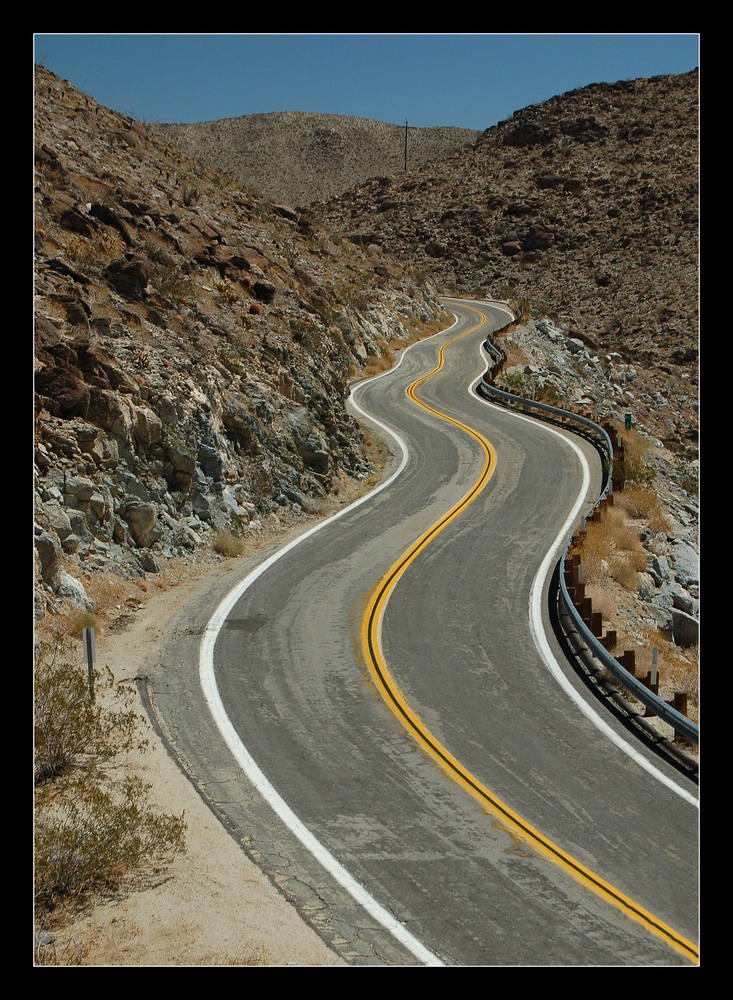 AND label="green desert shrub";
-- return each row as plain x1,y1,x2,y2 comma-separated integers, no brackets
34,646,144,785
35,774,186,911
34,642,186,915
